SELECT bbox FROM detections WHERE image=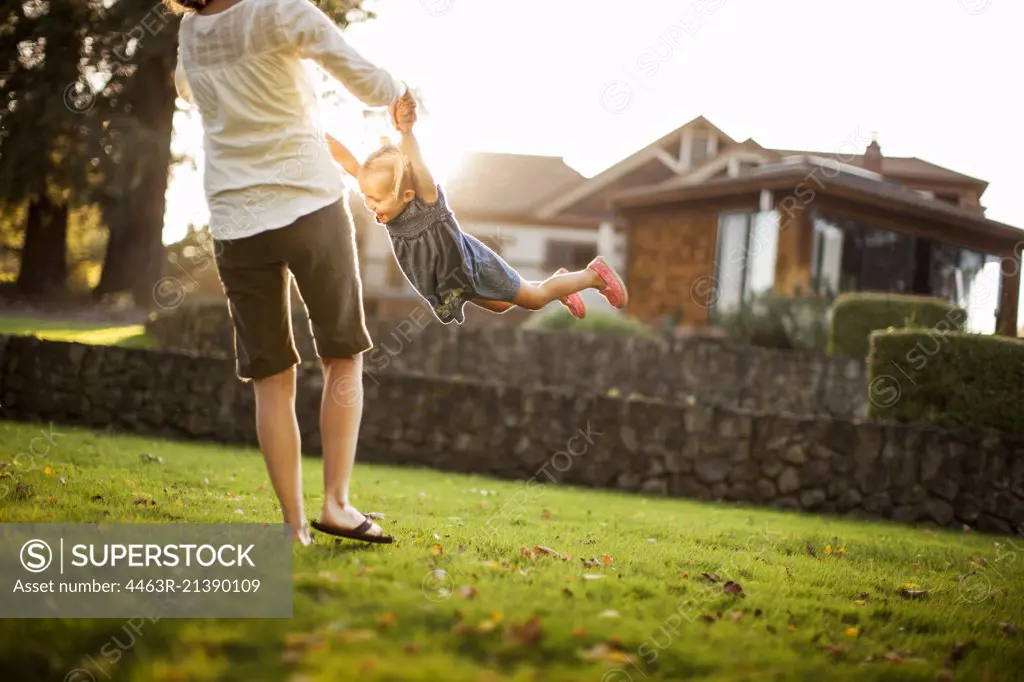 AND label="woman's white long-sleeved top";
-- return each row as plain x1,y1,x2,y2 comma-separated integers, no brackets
175,0,405,240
